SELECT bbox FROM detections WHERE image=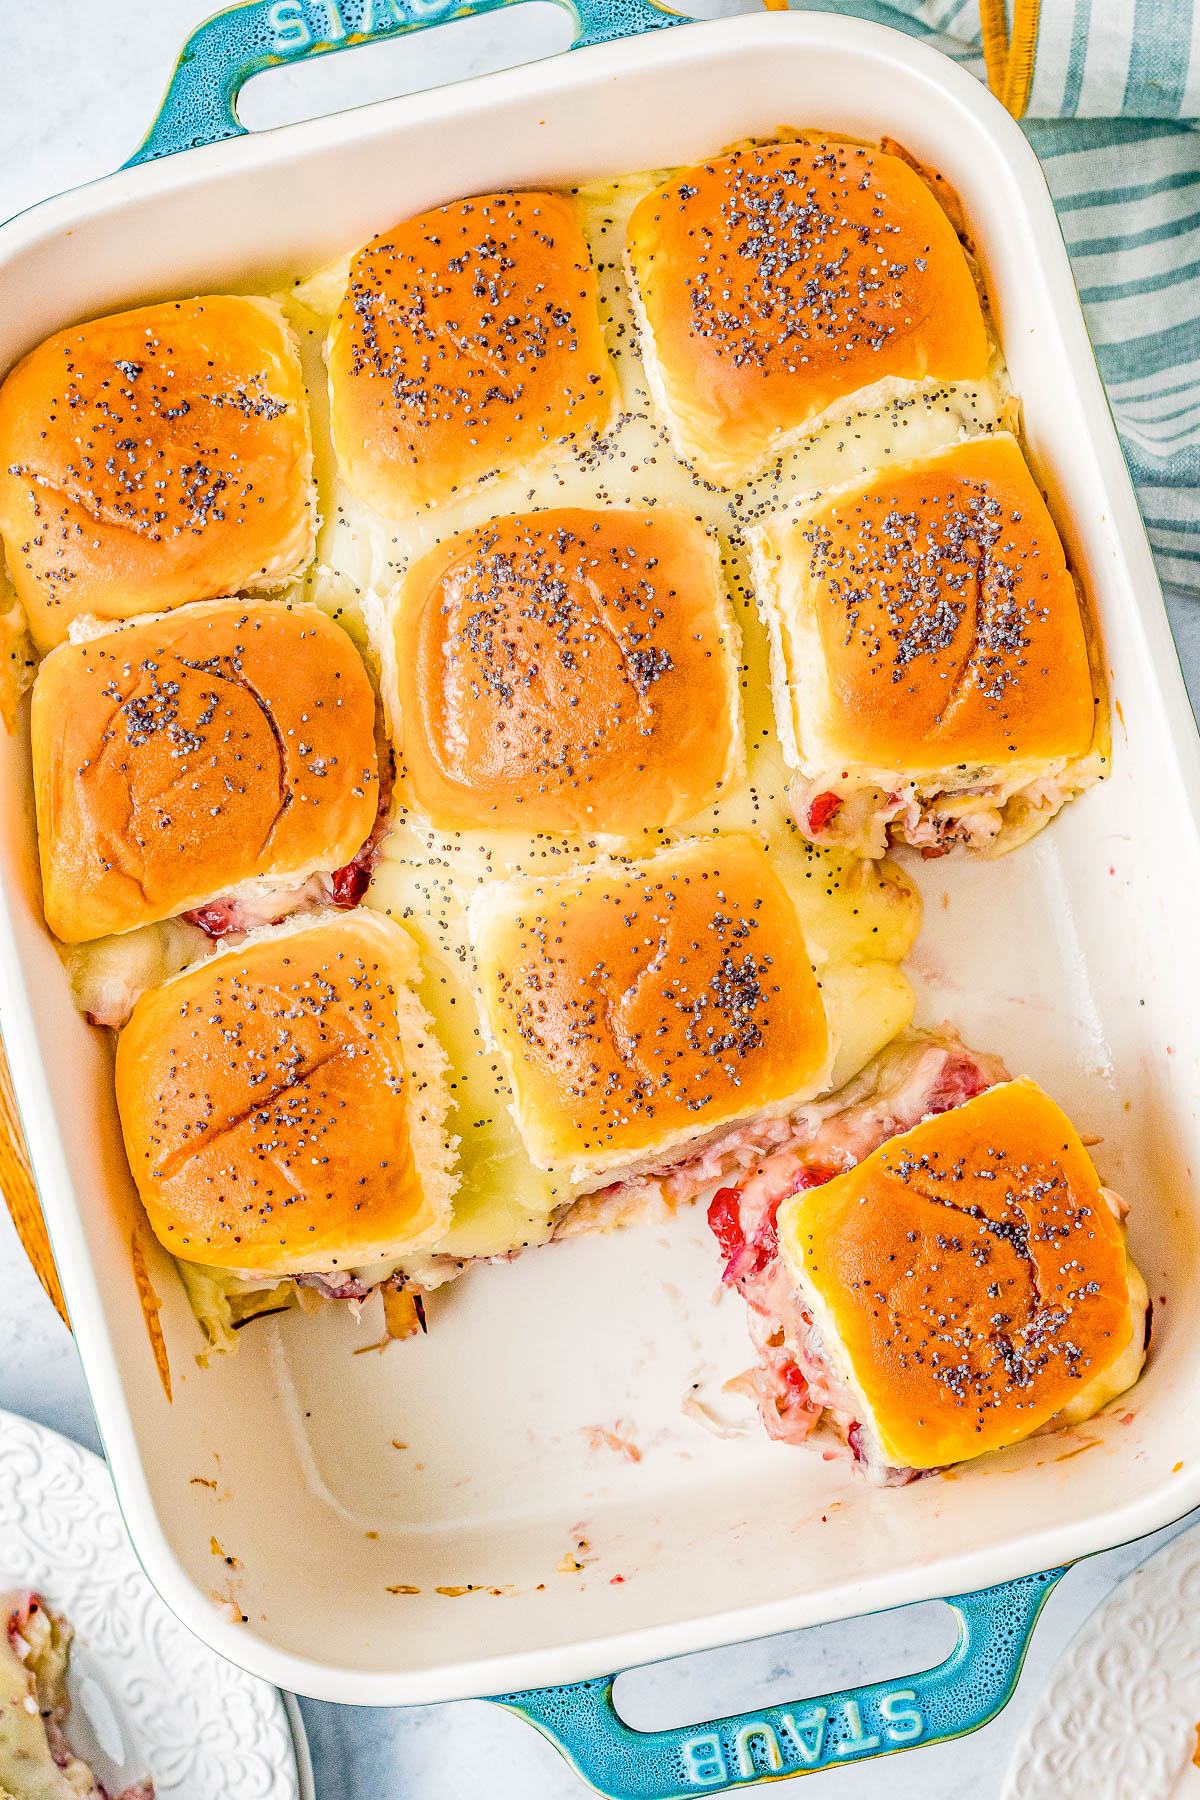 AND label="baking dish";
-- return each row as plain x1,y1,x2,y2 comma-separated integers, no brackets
2,3,1200,1791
